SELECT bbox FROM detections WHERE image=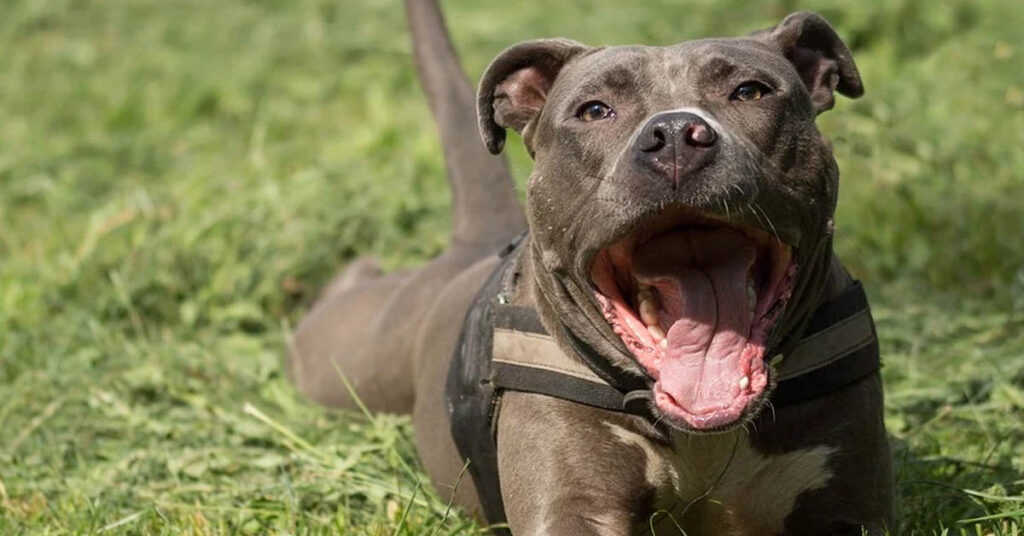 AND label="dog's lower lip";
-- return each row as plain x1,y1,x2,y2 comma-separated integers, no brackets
652,385,756,431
